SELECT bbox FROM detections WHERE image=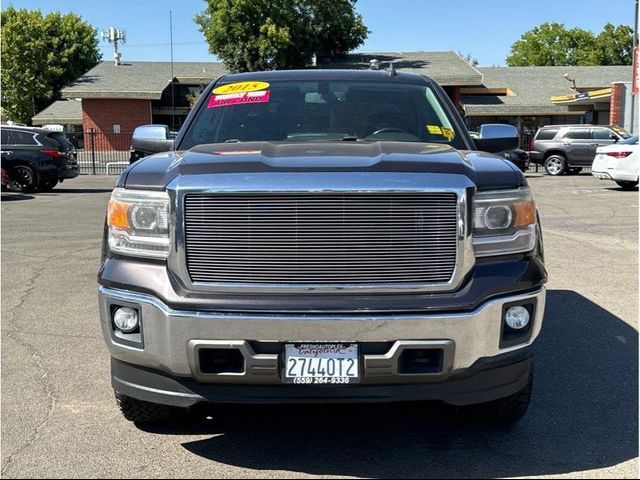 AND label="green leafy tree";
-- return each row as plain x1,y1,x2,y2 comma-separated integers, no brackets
1,7,101,124
506,22,633,66
506,23,599,66
195,0,369,72
596,23,634,65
